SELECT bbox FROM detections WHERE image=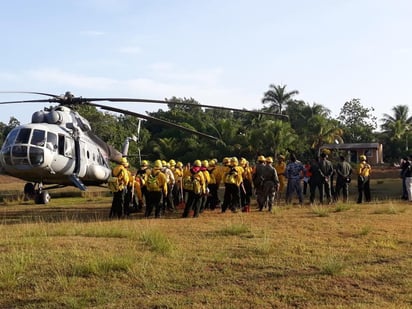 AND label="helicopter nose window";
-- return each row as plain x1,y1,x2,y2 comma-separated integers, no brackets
15,128,31,144
1,128,18,150
31,129,46,146
12,145,30,165
29,147,44,165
